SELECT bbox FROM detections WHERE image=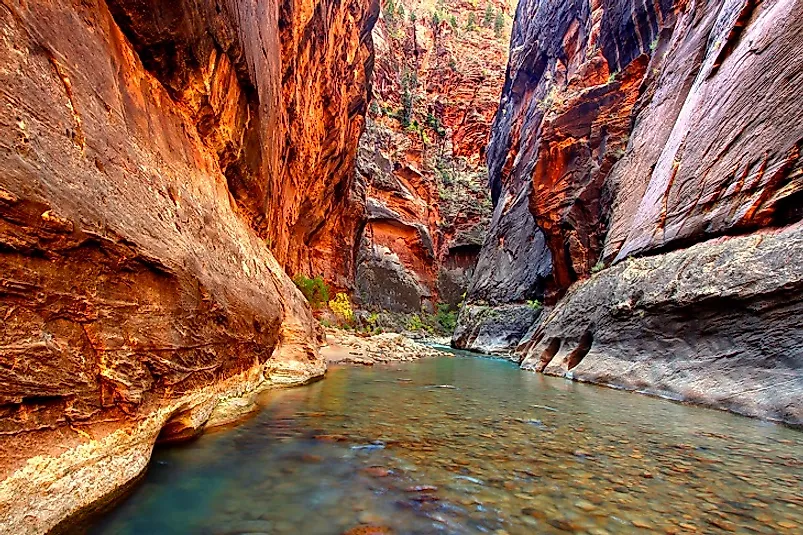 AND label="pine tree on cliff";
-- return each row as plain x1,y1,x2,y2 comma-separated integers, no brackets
494,10,504,38
466,12,477,31
384,0,396,23
483,3,494,27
